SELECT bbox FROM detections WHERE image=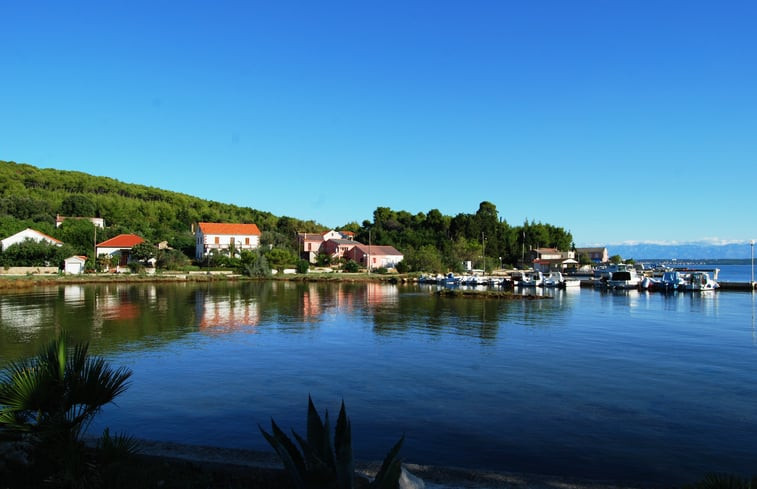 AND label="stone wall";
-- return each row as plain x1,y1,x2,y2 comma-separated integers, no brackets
0,266,59,275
